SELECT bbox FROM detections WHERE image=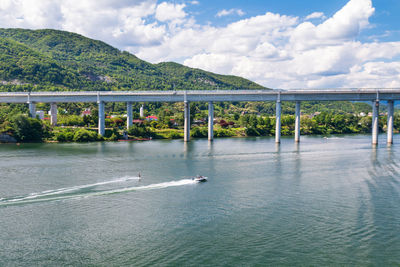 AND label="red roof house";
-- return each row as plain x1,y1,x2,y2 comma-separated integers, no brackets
146,115,158,121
